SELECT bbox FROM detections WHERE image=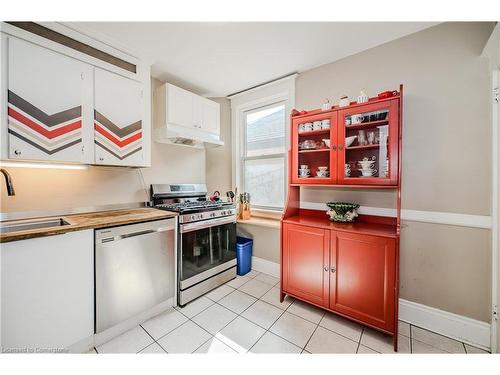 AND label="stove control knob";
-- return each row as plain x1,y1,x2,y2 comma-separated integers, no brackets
211,212,216,217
